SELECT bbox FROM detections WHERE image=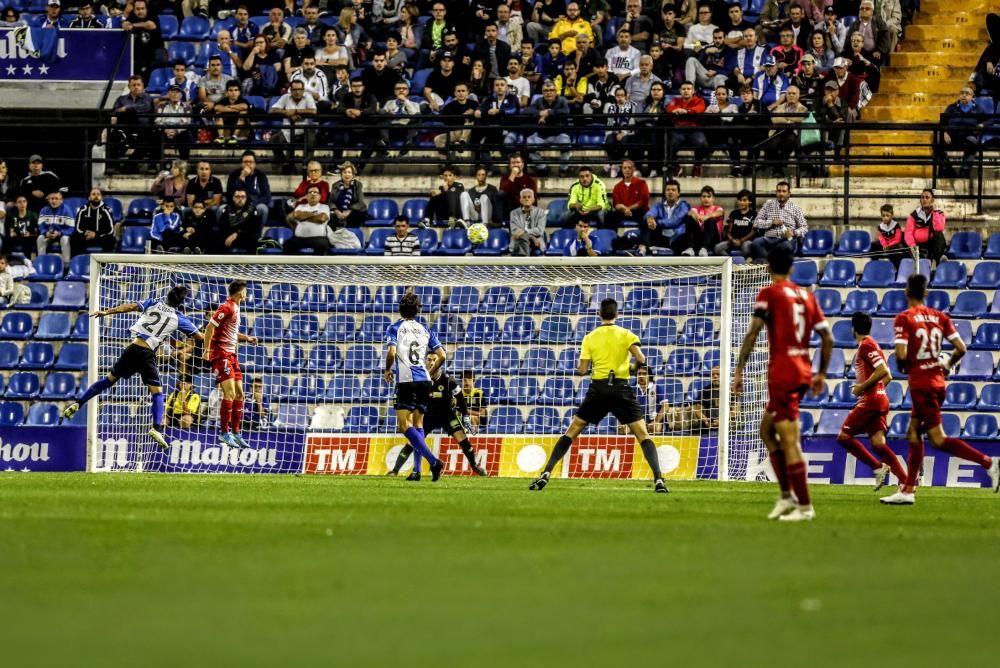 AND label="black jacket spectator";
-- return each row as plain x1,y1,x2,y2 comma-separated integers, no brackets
70,193,116,256
360,60,404,104
216,197,261,254
18,164,63,213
